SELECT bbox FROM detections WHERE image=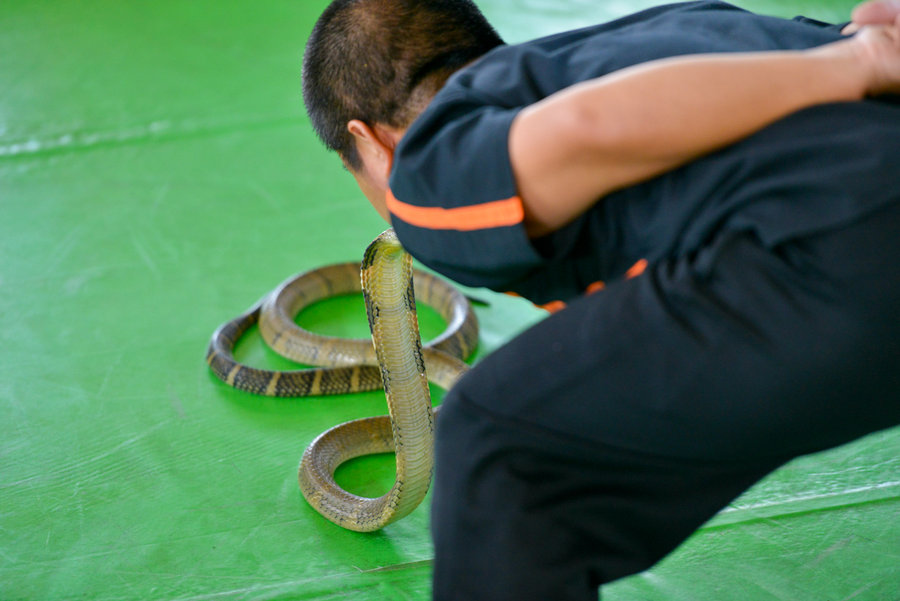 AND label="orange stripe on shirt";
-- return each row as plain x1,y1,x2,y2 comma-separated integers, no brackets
539,300,567,313
386,189,524,231
585,280,605,294
625,259,648,279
